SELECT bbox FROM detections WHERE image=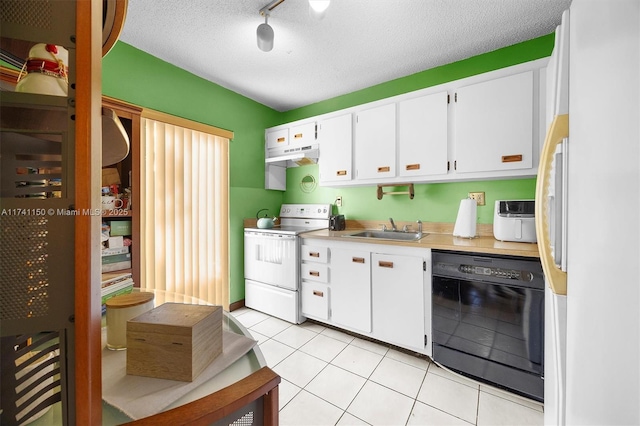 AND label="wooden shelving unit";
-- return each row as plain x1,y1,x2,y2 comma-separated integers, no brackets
101,97,142,287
